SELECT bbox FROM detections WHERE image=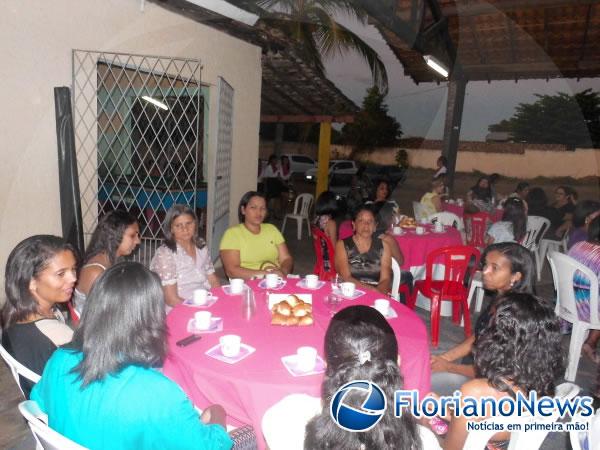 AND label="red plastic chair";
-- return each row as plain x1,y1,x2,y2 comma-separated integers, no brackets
67,301,80,326
463,212,490,249
407,245,481,347
311,226,337,281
